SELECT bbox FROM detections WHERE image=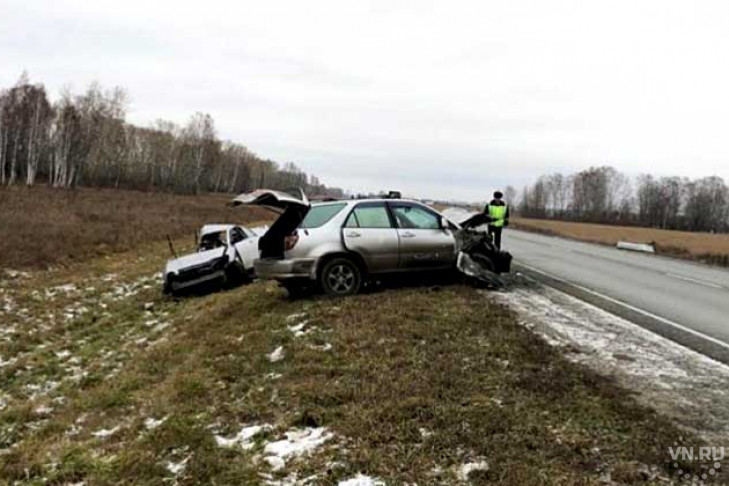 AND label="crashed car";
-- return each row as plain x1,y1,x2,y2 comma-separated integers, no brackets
163,224,263,295
230,189,511,296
